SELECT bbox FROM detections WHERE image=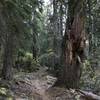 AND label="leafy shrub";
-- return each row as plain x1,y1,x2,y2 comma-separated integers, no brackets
15,52,40,72
38,52,54,66
38,52,60,75
80,60,100,92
